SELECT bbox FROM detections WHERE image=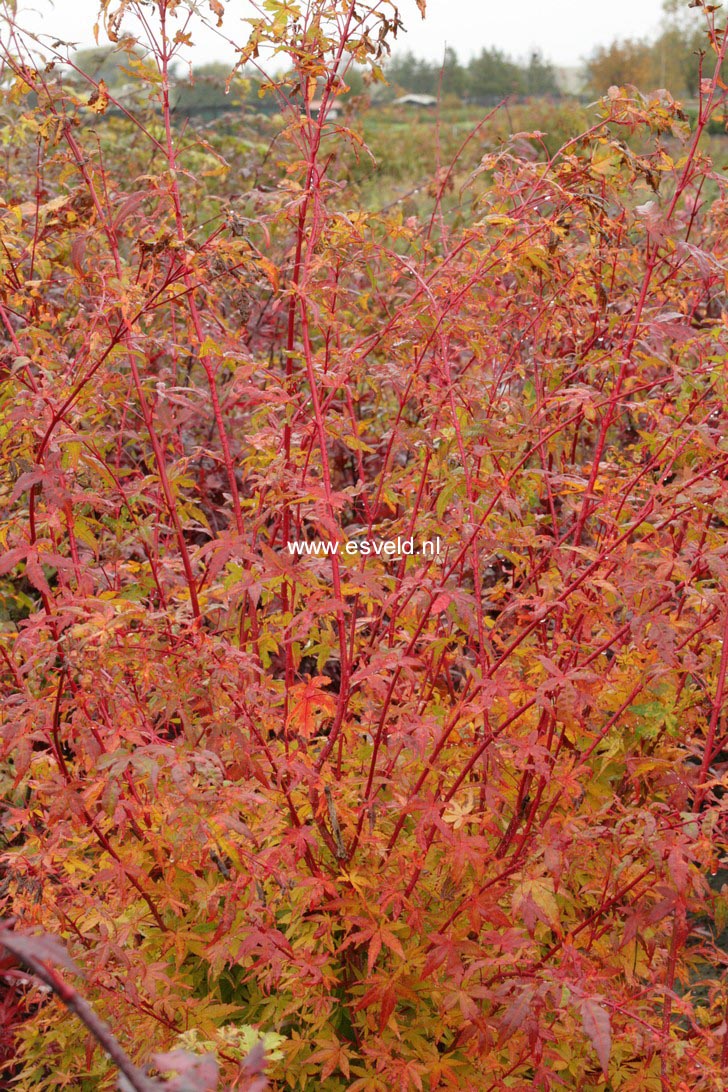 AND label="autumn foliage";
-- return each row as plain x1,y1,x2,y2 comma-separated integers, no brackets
1,1,728,1089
